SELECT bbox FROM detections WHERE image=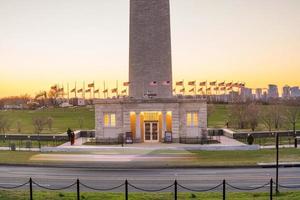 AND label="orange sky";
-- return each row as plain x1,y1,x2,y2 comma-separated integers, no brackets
0,0,300,97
